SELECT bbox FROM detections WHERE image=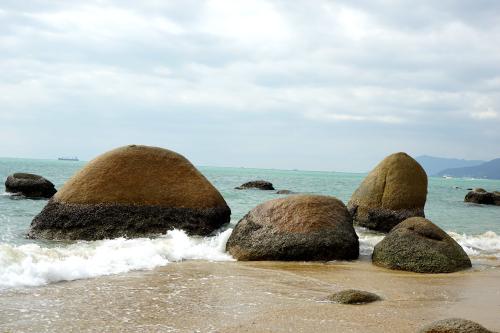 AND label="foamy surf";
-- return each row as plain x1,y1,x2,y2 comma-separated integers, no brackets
0,229,234,289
